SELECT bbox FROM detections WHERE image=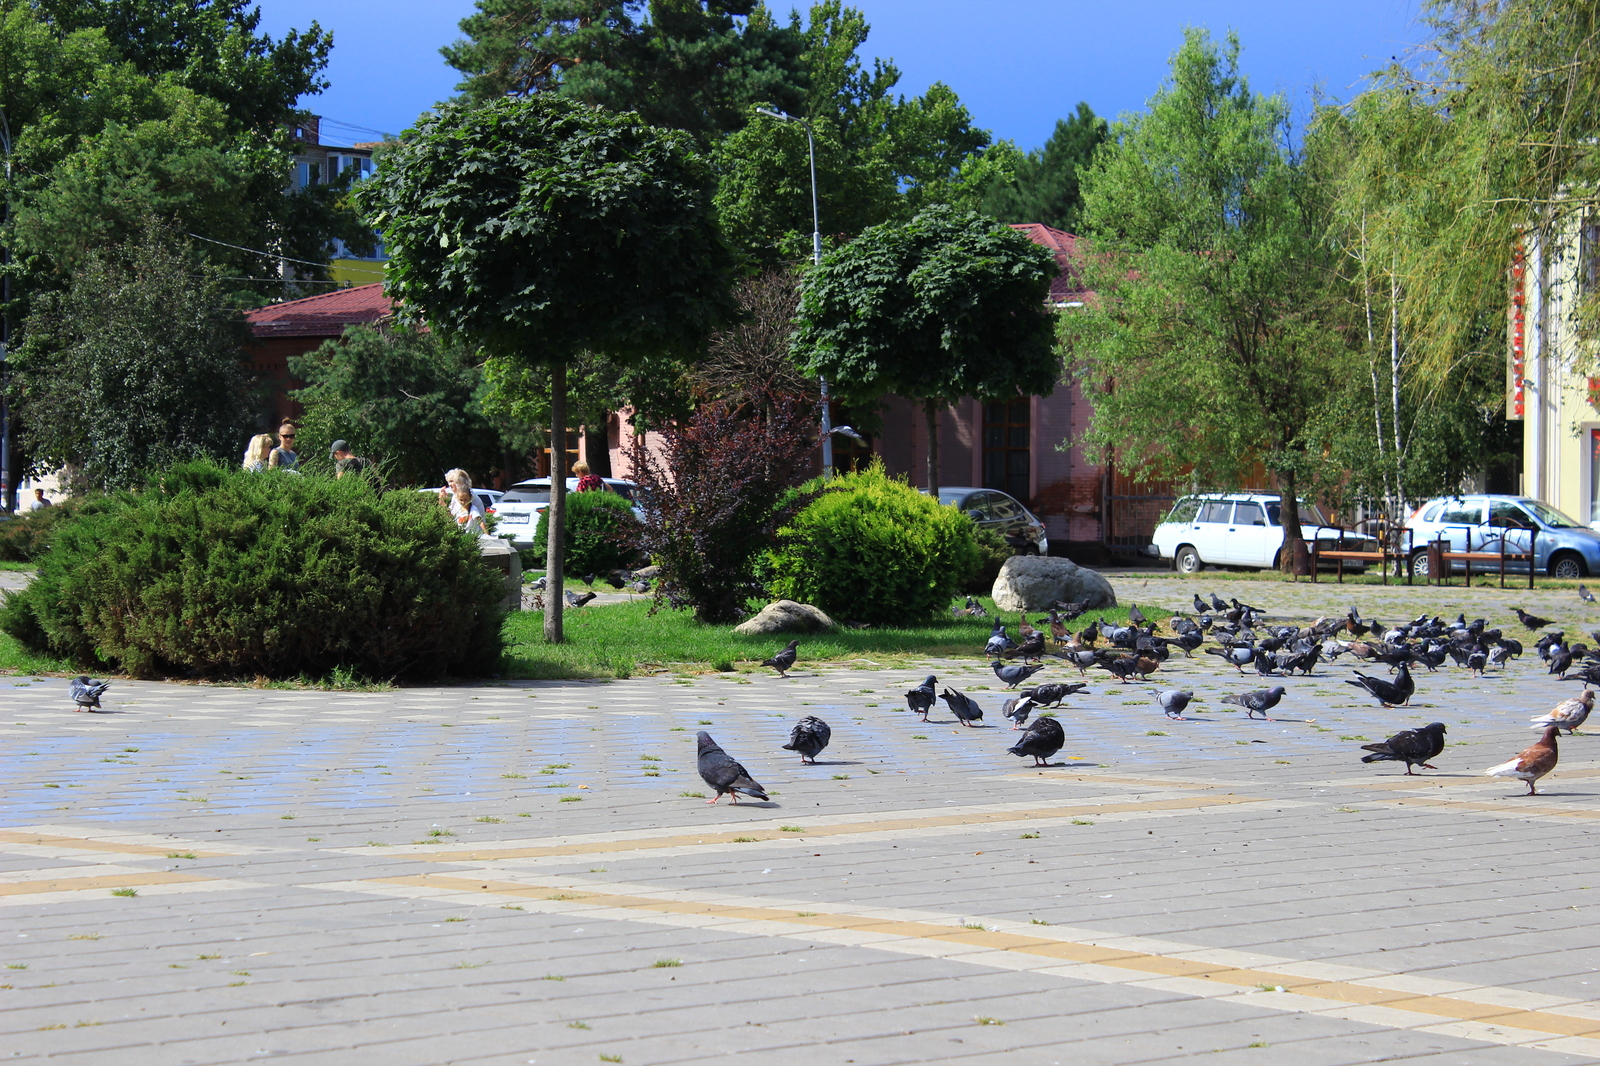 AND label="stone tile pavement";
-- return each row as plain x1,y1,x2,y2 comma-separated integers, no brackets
2,572,1600,1064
